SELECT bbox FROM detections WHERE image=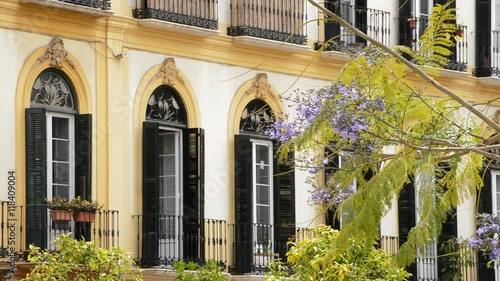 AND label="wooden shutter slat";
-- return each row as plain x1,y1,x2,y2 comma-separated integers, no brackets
234,134,253,274
142,121,160,266
183,128,205,261
273,146,295,261
25,108,48,249
74,114,92,241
